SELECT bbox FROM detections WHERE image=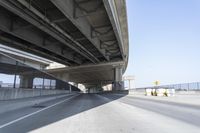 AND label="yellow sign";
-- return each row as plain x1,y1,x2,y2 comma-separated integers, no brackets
154,81,160,86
